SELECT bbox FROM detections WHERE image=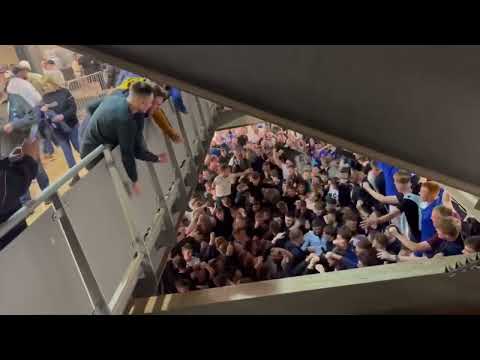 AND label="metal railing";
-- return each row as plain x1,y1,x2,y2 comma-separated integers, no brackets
0,91,216,315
